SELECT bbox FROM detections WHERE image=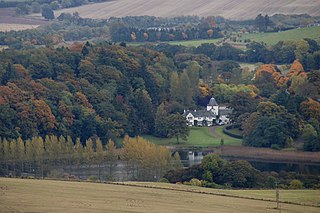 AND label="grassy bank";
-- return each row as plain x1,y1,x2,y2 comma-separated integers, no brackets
0,178,319,213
